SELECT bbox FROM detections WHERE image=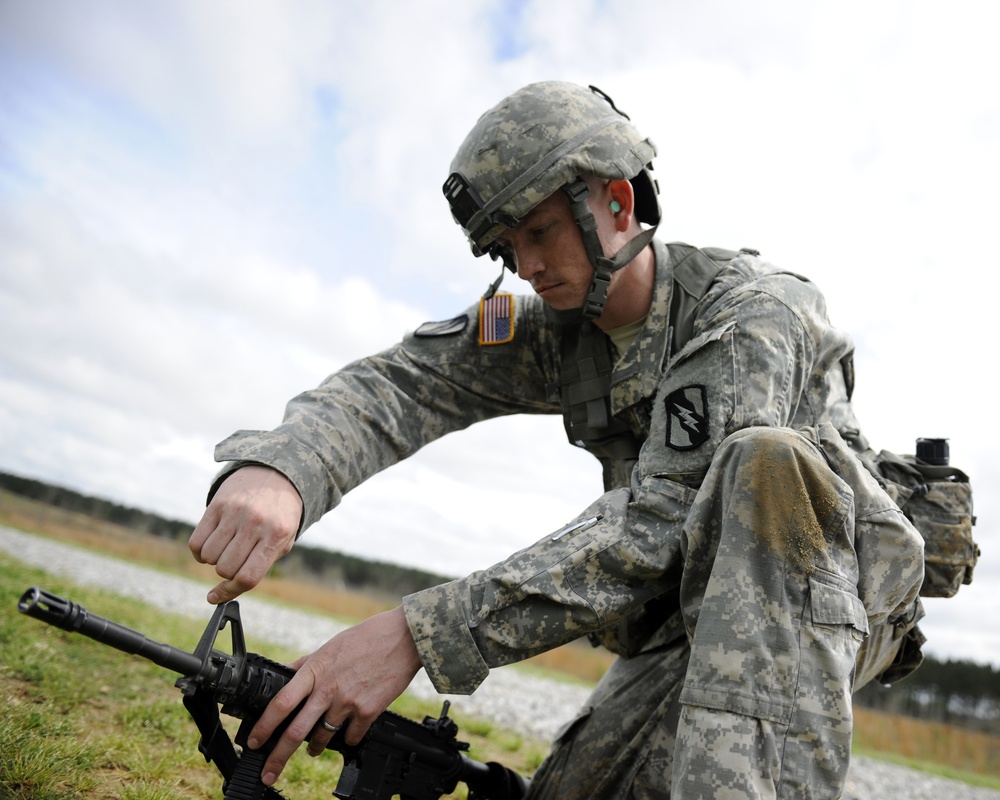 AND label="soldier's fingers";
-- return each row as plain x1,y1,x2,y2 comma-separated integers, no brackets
207,576,250,604
248,670,312,755
193,520,240,567
260,696,336,785
188,506,223,562
213,529,257,580
306,716,343,757
210,539,279,603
